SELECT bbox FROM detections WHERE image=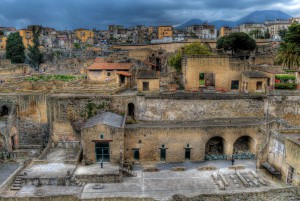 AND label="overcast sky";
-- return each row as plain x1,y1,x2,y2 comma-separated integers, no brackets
0,0,299,30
